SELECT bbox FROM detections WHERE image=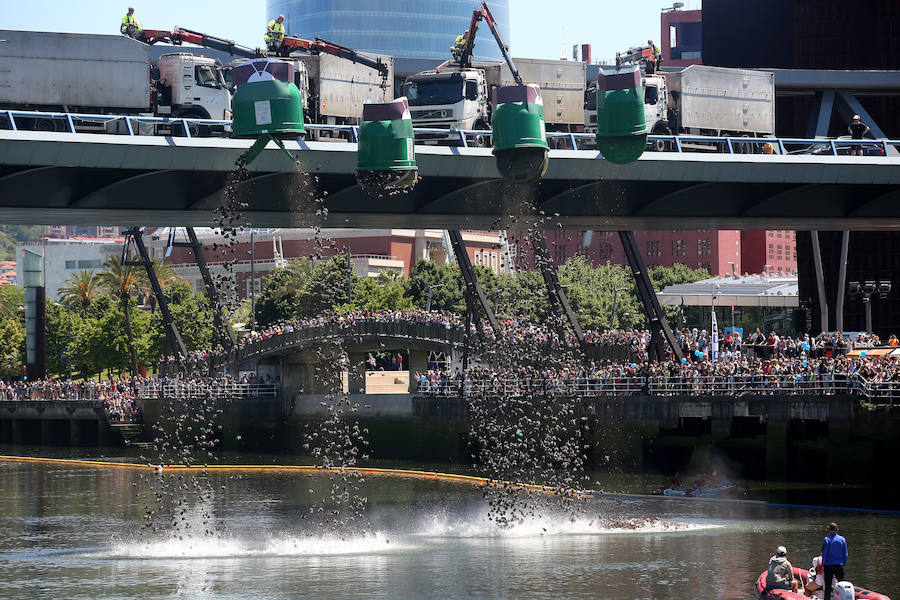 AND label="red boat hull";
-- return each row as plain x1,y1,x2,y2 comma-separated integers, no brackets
755,568,890,600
